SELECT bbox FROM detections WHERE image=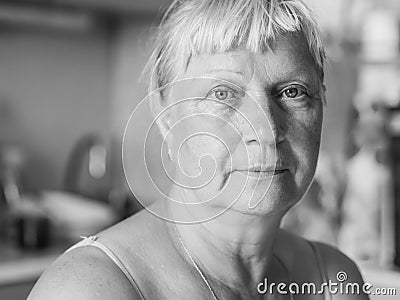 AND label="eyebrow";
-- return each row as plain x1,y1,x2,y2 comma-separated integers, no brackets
204,69,246,77
277,67,320,85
